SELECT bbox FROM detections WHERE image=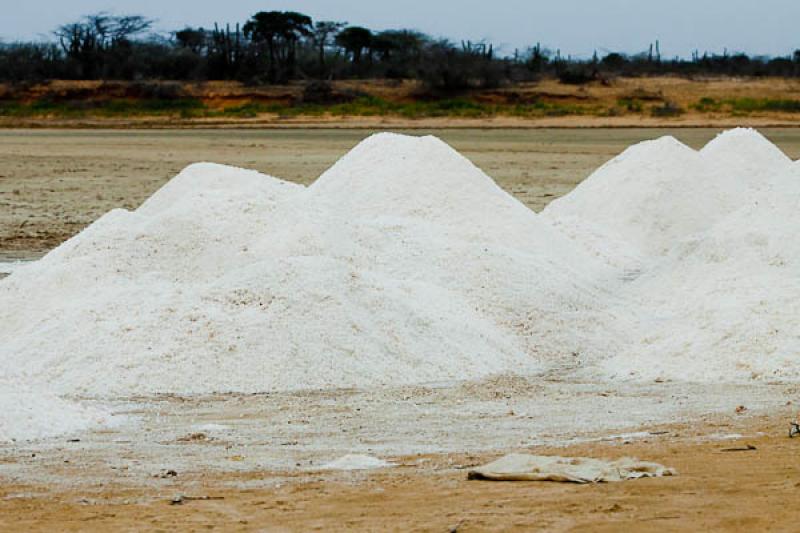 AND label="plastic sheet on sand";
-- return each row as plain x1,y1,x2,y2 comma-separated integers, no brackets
468,453,677,483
